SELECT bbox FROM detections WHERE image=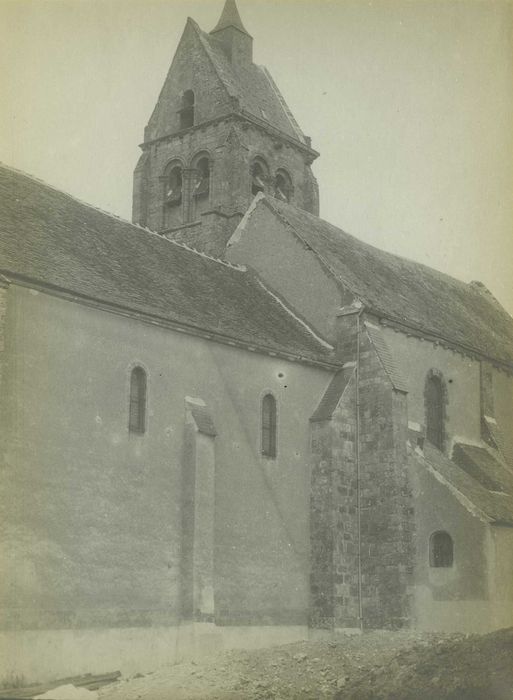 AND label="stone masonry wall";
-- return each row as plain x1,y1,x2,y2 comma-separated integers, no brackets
357,318,415,628
135,116,318,234
310,311,415,630
309,373,360,630
133,19,318,233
